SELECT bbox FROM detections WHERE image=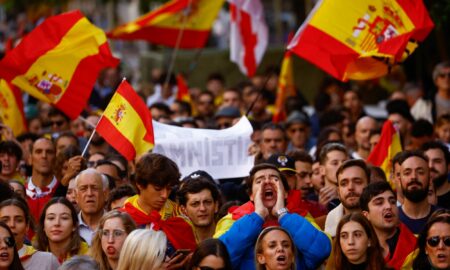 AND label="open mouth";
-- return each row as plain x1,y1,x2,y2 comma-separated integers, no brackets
437,254,447,260
383,212,394,221
263,189,274,200
0,252,9,259
276,255,287,262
